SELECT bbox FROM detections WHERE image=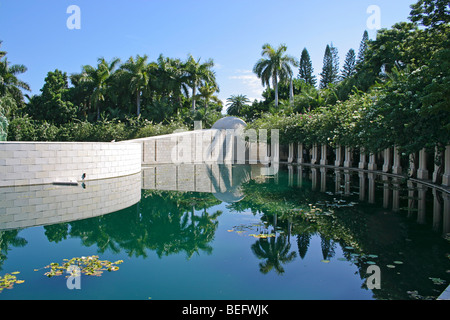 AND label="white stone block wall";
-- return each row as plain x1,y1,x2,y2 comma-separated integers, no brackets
0,142,141,187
